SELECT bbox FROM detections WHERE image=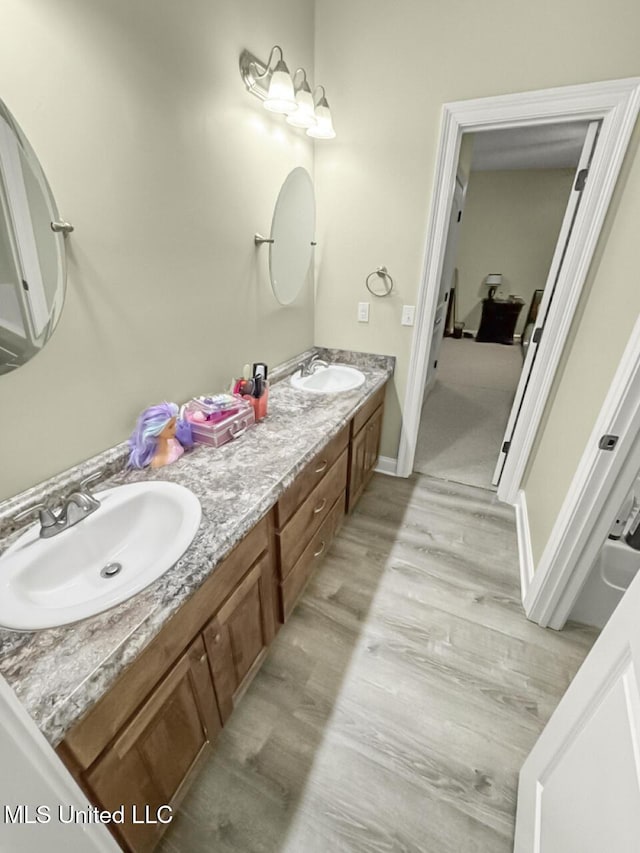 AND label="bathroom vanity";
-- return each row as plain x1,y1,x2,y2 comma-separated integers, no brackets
0,349,391,853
